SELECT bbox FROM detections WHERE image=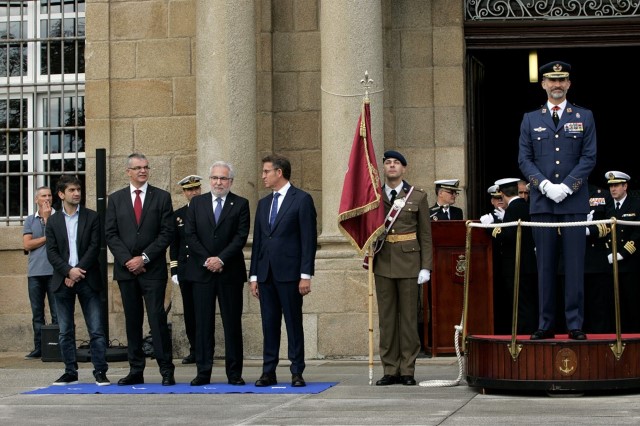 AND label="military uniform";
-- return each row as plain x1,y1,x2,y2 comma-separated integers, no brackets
430,179,463,220
518,61,597,336
169,175,203,363
603,172,640,332
373,180,433,379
